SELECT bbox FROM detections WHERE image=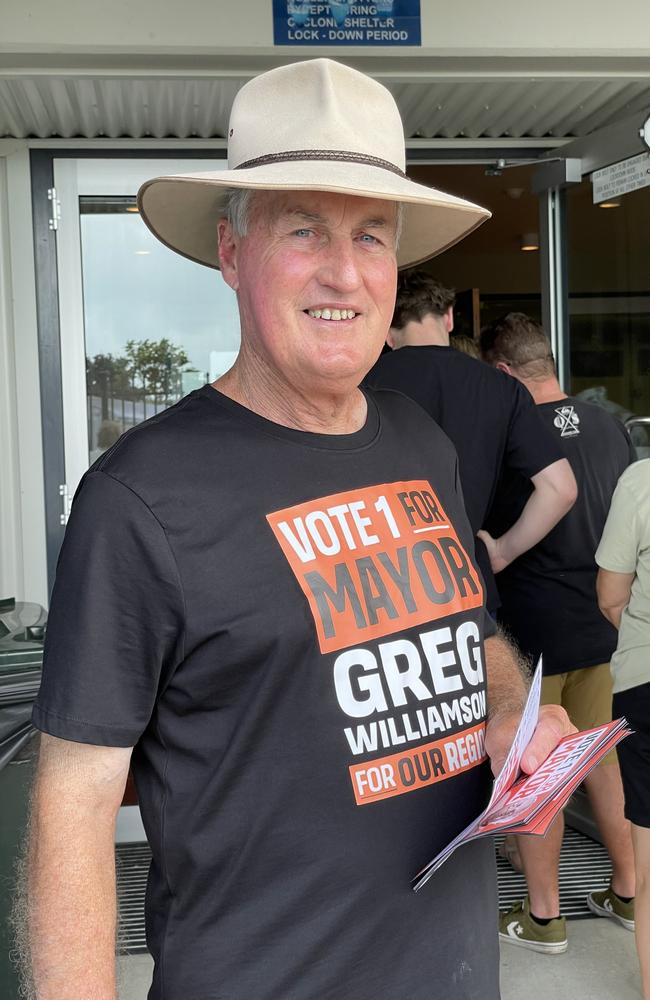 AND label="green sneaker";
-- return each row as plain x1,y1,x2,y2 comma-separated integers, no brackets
499,897,568,954
587,885,635,931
